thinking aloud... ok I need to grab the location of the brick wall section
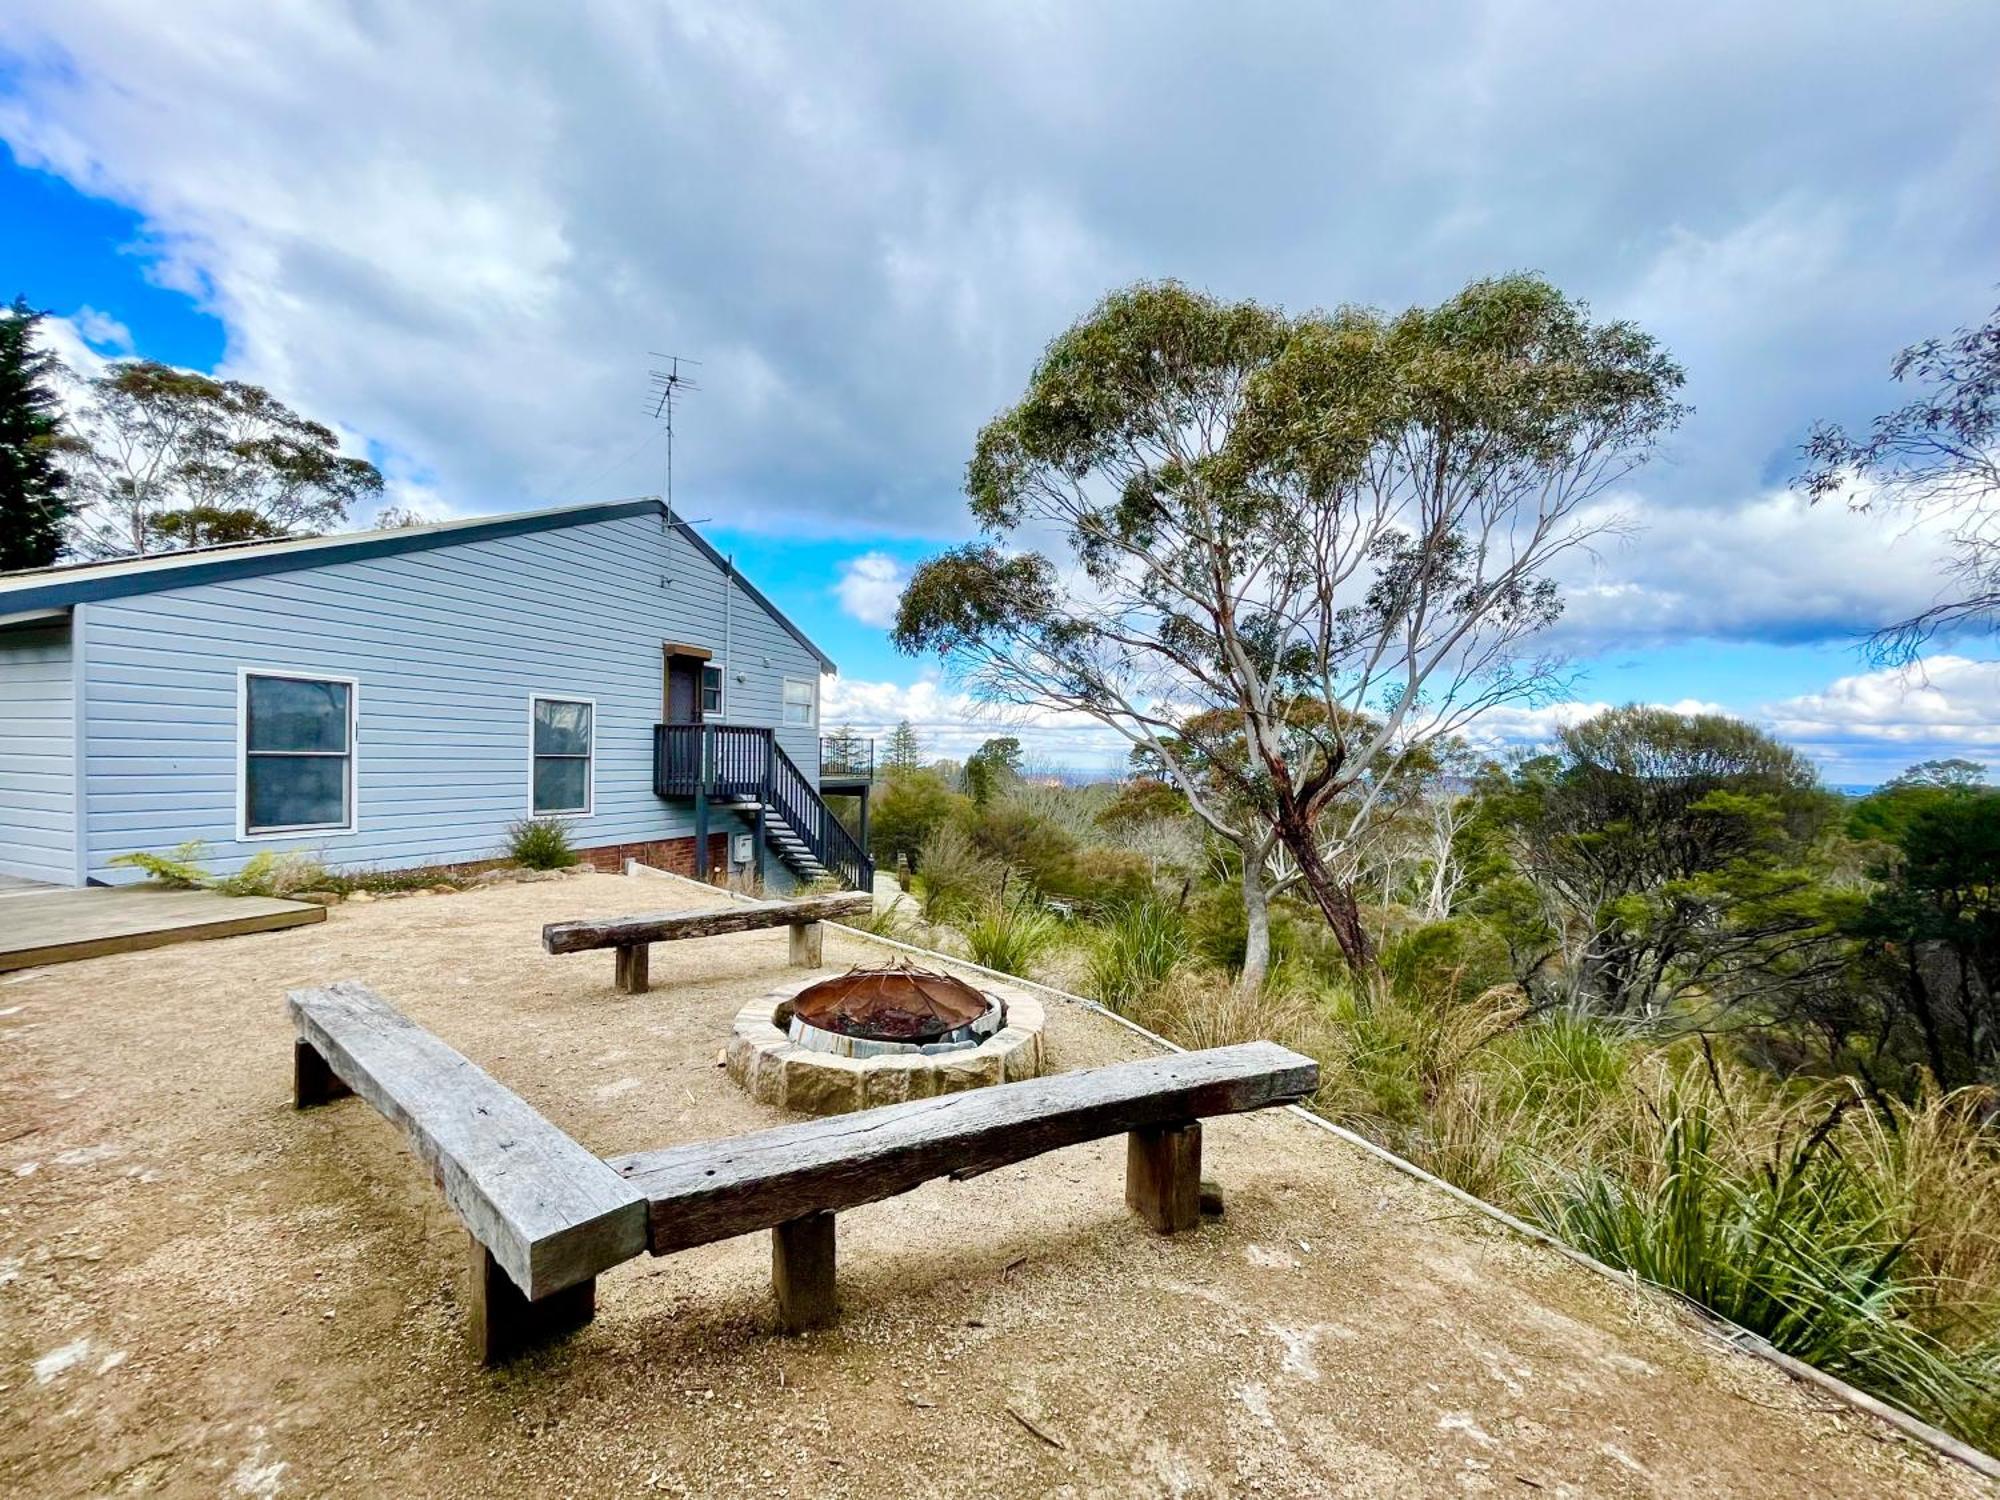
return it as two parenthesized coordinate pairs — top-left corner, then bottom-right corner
(578, 833), (731, 881)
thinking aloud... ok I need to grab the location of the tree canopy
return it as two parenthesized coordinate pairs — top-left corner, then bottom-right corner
(1476, 706), (1845, 1020)
(61, 360), (382, 557)
(896, 273), (1685, 978)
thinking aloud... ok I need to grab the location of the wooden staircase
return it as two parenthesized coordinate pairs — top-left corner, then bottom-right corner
(652, 724), (872, 890)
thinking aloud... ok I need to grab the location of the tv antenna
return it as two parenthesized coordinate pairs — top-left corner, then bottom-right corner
(646, 353), (701, 511)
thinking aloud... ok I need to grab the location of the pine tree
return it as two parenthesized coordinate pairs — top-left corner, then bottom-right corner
(884, 719), (924, 772)
(0, 297), (74, 571)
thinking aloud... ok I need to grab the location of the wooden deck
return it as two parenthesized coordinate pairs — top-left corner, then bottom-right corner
(0, 884), (326, 972)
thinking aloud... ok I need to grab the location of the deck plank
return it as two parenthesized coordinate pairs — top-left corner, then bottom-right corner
(0, 886), (326, 971)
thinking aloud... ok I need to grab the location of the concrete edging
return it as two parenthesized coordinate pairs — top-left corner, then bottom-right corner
(620, 859), (2000, 1483)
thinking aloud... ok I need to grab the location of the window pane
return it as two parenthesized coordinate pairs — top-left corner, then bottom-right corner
(783, 679), (812, 706)
(533, 756), (589, 813)
(533, 700), (592, 755)
(247, 753), (348, 830)
(248, 676), (349, 752)
(701, 665), (723, 714)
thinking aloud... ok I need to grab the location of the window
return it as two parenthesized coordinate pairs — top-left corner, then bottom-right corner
(782, 677), (815, 727)
(531, 697), (594, 815)
(701, 663), (724, 718)
(242, 671), (355, 836)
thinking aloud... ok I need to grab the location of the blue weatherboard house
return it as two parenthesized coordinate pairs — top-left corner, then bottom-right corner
(0, 498), (873, 892)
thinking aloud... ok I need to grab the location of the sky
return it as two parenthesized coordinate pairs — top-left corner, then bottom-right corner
(3, 2), (1997, 785)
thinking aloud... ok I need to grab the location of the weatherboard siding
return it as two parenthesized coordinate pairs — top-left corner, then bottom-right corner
(0, 622), (76, 885)
(76, 511), (823, 882)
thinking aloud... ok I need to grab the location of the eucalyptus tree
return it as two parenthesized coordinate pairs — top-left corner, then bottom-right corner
(61, 360), (381, 557)
(895, 275), (1684, 981)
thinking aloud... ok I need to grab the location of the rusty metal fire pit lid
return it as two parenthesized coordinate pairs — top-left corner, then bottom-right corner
(791, 963), (992, 1043)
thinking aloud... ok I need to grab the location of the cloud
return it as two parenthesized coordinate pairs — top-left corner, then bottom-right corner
(2, 0), (1995, 563)
(1764, 656), (2000, 748)
(820, 675), (1134, 766)
(1549, 488), (1961, 650)
(70, 304), (132, 352)
(833, 551), (909, 628)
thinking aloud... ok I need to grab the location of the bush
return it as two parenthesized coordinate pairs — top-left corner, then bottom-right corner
(1380, 917), (1513, 1004)
(869, 769), (969, 871)
(1087, 897), (1189, 1012)
(107, 840), (210, 888)
(507, 816), (579, 870)
(963, 893), (1064, 978)
(910, 823), (1004, 922)
(212, 850), (334, 898)
(1037, 845), (1155, 912)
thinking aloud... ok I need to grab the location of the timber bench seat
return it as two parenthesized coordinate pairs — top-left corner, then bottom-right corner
(607, 1040), (1319, 1331)
(287, 980), (648, 1362)
(286, 979), (1316, 1357)
(541, 890), (874, 993)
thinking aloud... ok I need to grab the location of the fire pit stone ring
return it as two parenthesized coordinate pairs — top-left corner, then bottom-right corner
(726, 969), (1046, 1116)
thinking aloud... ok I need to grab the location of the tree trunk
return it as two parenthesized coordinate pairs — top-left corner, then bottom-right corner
(1237, 852), (1272, 996)
(1274, 813), (1375, 974)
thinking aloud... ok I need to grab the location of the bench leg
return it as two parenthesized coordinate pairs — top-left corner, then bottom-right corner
(1126, 1121), (1203, 1234)
(613, 942), (651, 994)
(293, 1039), (352, 1108)
(466, 1234), (595, 1364)
(788, 920), (823, 968)
(772, 1211), (837, 1332)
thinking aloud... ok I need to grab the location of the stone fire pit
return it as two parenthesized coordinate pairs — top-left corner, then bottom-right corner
(726, 965), (1046, 1115)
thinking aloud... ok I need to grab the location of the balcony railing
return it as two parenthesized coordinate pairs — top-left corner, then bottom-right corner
(819, 735), (874, 782)
(652, 723), (873, 891)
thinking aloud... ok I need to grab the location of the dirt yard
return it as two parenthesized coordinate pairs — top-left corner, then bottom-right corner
(0, 872), (1990, 1498)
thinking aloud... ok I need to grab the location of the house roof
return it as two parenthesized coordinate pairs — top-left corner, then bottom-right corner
(0, 497), (837, 672)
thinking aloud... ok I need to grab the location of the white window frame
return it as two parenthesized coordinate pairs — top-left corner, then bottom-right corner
(237, 667), (360, 841)
(782, 676), (816, 728)
(528, 694), (596, 818)
(701, 661), (725, 720)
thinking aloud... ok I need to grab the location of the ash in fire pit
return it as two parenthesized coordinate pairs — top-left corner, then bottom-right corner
(782, 964), (1004, 1058)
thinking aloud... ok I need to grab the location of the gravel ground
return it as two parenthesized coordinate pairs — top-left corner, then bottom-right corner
(0, 872), (1990, 1499)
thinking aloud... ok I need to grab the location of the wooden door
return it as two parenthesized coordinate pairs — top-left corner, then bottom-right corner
(664, 656), (702, 724)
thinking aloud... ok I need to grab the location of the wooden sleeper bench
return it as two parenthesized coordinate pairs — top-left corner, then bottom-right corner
(288, 981), (648, 1362)
(288, 980), (1317, 1356)
(541, 890), (874, 993)
(607, 1039), (1319, 1331)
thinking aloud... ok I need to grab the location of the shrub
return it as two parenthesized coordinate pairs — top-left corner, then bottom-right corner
(507, 816), (579, 870)
(212, 850), (334, 898)
(869, 769), (969, 870)
(1087, 897), (1189, 1012)
(107, 840), (210, 888)
(1380, 917), (1513, 1005)
(1038, 845), (1155, 912)
(910, 823), (1004, 923)
(963, 893), (1064, 978)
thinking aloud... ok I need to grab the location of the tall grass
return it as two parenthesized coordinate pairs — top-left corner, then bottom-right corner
(963, 894), (1064, 978)
(1529, 1078), (2000, 1443)
(911, 823), (1005, 923)
(1086, 897), (1189, 1012)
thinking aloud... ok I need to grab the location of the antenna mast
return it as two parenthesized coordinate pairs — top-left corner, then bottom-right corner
(646, 353), (701, 513)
